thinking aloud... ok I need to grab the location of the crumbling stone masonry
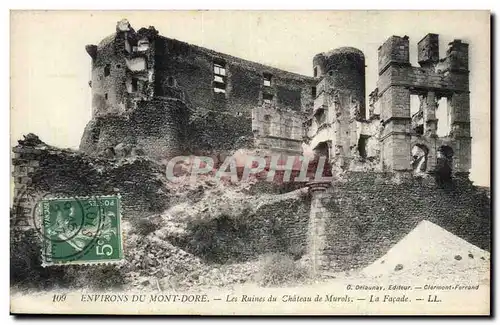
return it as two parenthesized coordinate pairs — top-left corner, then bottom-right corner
(11, 20), (488, 282)
(374, 34), (471, 176)
(80, 20), (472, 180)
(81, 19), (316, 158)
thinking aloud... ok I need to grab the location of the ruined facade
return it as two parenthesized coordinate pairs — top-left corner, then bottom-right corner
(81, 20), (471, 181)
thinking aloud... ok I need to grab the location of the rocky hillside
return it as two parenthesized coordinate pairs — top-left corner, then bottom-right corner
(10, 134), (491, 292)
(11, 135), (312, 290)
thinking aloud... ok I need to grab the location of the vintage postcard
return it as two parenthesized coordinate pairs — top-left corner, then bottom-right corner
(10, 10), (491, 315)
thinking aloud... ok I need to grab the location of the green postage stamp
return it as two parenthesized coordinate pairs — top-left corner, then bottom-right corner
(40, 195), (123, 266)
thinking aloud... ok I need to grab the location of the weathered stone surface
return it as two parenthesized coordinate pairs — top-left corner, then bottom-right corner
(308, 172), (490, 272)
(12, 137), (170, 217)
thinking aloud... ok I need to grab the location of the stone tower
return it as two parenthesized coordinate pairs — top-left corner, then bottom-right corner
(307, 47), (366, 172)
(81, 19), (187, 159)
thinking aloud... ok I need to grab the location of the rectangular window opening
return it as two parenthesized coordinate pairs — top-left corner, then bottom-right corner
(214, 84), (226, 94)
(131, 78), (138, 92)
(312, 86), (317, 99)
(358, 135), (369, 159)
(104, 64), (111, 77)
(436, 97), (451, 137)
(410, 94), (420, 117)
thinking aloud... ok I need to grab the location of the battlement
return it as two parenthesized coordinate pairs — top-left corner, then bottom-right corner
(377, 35), (410, 74)
(417, 33), (439, 66)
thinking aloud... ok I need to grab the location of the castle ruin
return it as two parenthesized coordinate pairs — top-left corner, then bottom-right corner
(12, 20), (487, 283)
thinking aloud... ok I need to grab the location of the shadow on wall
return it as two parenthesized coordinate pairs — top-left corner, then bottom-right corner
(435, 145), (454, 185)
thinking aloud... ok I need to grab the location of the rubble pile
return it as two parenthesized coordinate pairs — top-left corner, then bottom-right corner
(123, 224), (259, 290)
(120, 186), (310, 290)
(361, 220), (490, 284)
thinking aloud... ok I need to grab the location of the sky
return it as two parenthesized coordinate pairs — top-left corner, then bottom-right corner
(10, 10), (490, 186)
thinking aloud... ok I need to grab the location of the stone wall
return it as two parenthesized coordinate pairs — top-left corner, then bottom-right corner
(80, 97), (188, 160)
(313, 47), (366, 116)
(307, 47), (373, 175)
(178, 190), (311, 263)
